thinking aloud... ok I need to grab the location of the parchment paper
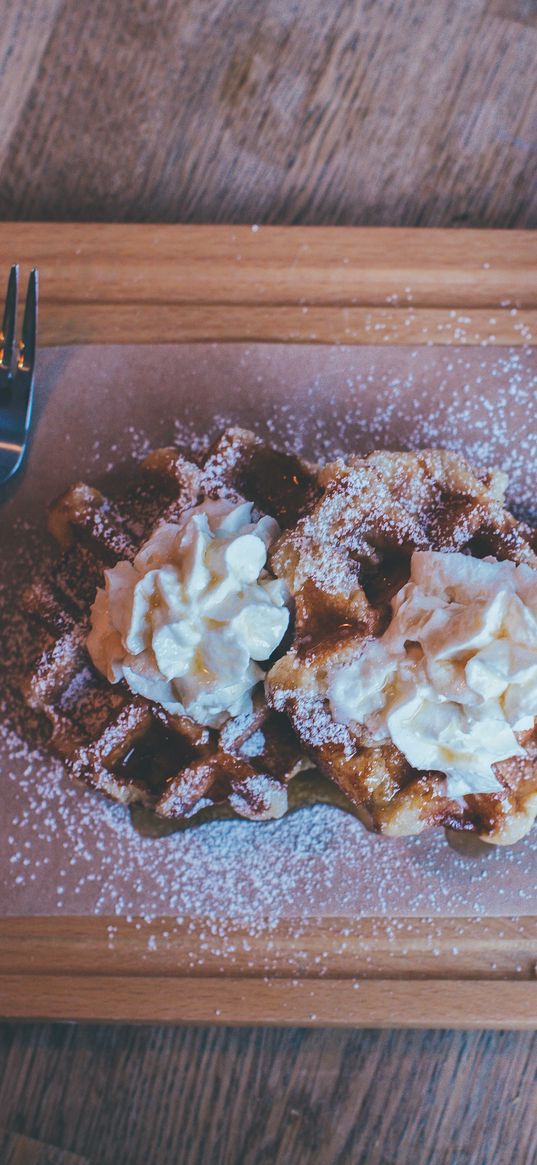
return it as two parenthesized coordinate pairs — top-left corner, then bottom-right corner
(1, 343), (536, 921)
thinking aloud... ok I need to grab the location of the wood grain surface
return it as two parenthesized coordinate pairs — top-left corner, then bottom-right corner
(0, 0), (536, 229)
(1, 223), (537, 347)
(2, 916), (535, 981)
(4, 975), (537, 1031)
(1, 1024), (536, 1165)
(1, 916), (537, 1029)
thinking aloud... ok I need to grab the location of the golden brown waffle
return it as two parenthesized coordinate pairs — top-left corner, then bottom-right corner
(22, 428), (320, 822)
(267, 449), (537, 844)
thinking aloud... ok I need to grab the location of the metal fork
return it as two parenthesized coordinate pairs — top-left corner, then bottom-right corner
(0, 264), (38, 485)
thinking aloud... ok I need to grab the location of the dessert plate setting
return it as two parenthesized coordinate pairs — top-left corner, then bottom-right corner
(0, 225), (536, 1027)
(3, 340), (535, 899)
(18, 427), (537, 845)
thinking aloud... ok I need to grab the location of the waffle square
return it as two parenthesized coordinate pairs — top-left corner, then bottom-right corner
(267, 450), (537, 844)
(21, 428), (320, 823)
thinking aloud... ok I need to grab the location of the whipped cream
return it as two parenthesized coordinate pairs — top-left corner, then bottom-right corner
(87, 499), (289, 727)
(328, 551), (537, 797)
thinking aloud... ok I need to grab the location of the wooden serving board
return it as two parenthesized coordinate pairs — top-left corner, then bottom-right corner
(3, 223), (537, 347)
(1, 224), (536, 1029)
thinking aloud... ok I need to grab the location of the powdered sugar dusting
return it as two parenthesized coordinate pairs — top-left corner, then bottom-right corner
(1, 343), (536, 949)
(198, 345), (537, 522)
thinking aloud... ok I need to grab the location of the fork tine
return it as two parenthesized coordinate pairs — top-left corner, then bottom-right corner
(20, 268), (38, 373)
(0, 264), (19, 371)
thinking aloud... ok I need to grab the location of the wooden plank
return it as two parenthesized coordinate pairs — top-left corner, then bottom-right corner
(0, 917), (535, 982)
(1, 914), (536, 1027)
(36, 302), (537, 347)
(0, 3), (65, 175)
(1, 0), (536, 236)
(2, 1025), (536, 1165)
(1, 973), (536, 1028)
(0, 224), (535, 345)
(3, 225), (536, 305)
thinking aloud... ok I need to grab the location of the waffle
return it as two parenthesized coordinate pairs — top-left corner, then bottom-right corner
(21, 428), (321, 823)
(266, 449), (537, 845)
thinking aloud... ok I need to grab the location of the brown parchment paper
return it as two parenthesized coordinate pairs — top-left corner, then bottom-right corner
(0, 343), (536, 921)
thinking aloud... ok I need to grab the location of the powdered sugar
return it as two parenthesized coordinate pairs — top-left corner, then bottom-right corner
(1, 343), (536, 946)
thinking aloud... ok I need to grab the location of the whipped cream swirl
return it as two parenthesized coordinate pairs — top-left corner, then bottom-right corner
(328, 551), (537, 798)
(88, 499), (289, 727)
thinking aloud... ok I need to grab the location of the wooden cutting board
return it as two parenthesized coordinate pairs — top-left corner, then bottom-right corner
(0, 224), (536, 1028)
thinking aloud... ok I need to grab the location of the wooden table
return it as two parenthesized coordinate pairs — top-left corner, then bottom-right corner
(0, 0), (536, 229)
(1, 2), (537, 1163)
